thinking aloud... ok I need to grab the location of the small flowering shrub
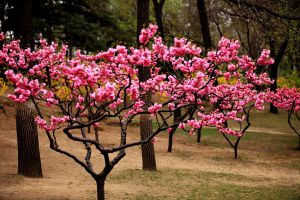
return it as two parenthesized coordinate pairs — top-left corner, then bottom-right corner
(0, 27), (274, 199)
(267, 88), (300, 149)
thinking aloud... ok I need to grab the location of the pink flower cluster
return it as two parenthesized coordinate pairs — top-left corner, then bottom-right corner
(257, 49), (274, 66)
(139, 24), (158, 45)
(0, 24), (276, 138)
(266, 88), (300, 112)
(35, 116), (69, 131)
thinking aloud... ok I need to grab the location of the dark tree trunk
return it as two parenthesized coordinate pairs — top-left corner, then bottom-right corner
(173, 104), (181, 125)
(167, 107), (181, 152)
(13, 0), (34, 49)
(0, 1), (5, 52)
(137, 0), (149, 46)
(0, 1), (5, 33)
(167, 127), (178, 153)
(269, 36), (289, 114)
(298, 135), (300, 150)
(96, 178), (105, 200)
(167, 130), (174, 152)
(137, 0), (156, 170)
(233, 137), (241, 159)
(13, 0), (43, 178)
(197, 0), (213, 52)
(196, 127), (202, 143)
(16, 102), (43, 177)
(234, 146), (238, 159)
(152, 0), (165, 39)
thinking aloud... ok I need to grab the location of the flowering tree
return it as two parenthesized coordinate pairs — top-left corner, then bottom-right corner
(267, 88), (300, 149)
(0, 26), (274, 199)
(165, 39), (274, 158)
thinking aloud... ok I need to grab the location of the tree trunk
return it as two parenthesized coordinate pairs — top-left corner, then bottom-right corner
(167, 131), (174, 152)
(197, 0), (213, 52)
(298, 135), (300, 150)
(234, 146), (238, 159)
(96, 178), (105, 200)
(137, 0), (149, 46)
(269, 36), (289, 114)
(167, 106), (182, 152)
(13, 0), (34, 49)
(137, 0), (157, 170)
(138, 67), (156, 170)
(13, 0), (43, 177)
(140, 114), (157, 170)
(196, 127), (202, 143)
(233, 137), (241, 159)
(167, 126), (179, 153)
(173, 104), (181, 126)
(152, 0), (165, 39)
(16, 101), (43, 177)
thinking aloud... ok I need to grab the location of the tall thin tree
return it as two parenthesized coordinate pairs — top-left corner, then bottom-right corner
(12, 0), (43, 177)
(152, 0), (165, 39)
(137, 0), (157, 170)
(197, 0), (213, 52)
(269, 36), (289, 113)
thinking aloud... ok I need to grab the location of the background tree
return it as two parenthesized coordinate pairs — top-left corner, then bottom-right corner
(197, 0), (212, 52)
(152, 0), (165, 39)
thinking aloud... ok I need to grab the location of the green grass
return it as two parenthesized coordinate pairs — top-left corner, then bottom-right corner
(109, 169), (300, 200)
(105, 108), (300, 199)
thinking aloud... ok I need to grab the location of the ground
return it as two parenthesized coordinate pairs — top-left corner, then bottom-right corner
(0, 104), (300, 200)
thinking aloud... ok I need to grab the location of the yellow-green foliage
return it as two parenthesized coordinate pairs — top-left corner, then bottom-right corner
(278, 70), (300, 88)
(0, 78), (7, 95)
(217, 77), (238, 85)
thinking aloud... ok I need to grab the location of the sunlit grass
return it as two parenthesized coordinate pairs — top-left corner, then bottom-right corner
(109, 169), (300, 200)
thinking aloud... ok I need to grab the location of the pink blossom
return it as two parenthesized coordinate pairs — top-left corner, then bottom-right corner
(148, 103), (162, 114)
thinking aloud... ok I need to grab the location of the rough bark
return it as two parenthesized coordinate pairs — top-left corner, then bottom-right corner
(12, 0), (43, 177)
(138, 66), (156, 170)
(197, 0), (213, 52)
(16, 102), (43, 177)
(152, 0), (165, 39)
(137, 0), (157, 170)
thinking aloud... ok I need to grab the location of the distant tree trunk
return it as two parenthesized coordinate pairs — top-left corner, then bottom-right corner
(13, 0), (43, 177)
(197, 0), (213, 52)
(16, 102), (43, 177)
(0, 1), (5, 33)
(167, 106), (181, 152)
(152, 0), (165, 39)
(269, 36), (289, 114)
(137, 0), (157, 171)
(196, 127), (202, 143)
